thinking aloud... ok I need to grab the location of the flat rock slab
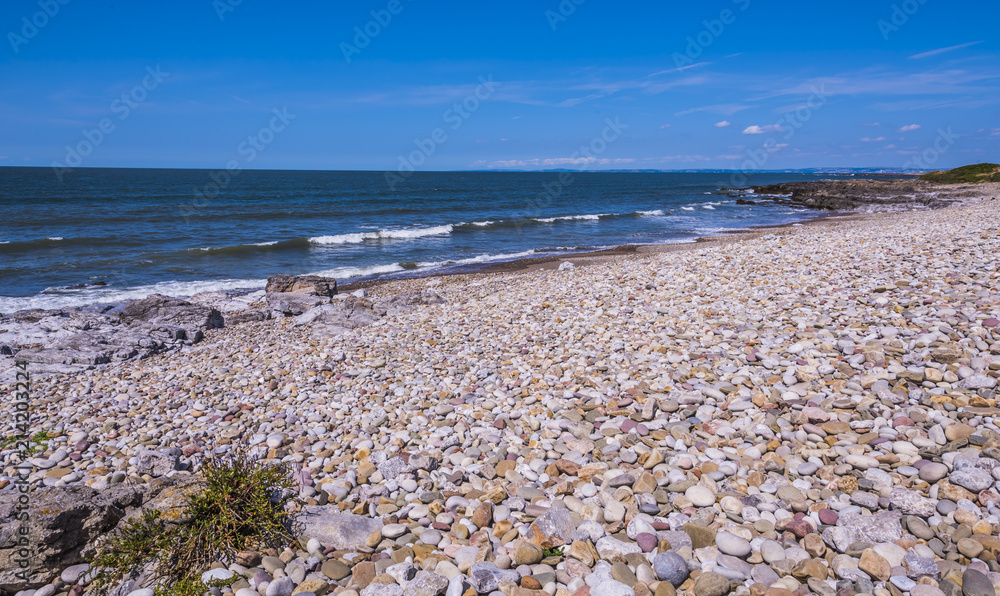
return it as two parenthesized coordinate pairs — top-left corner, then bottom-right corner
(296, 507), (382, 551)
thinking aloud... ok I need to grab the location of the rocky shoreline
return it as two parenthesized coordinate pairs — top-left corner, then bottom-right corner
(1, 187), (1000, 596)
(747, 178), (993, 212)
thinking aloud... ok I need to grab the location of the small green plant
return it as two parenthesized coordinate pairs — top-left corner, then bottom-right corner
(543, 546), (564, 557)
(0, 431), (53, 454)
(89, 445), (296, 595)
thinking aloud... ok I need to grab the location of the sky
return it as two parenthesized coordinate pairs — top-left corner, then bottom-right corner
(1, 0), (998, 172)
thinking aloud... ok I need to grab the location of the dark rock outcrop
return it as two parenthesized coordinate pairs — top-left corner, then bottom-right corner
(265, 274), (337, 297)
(120, 294), (223, 341)
(749, 178), (959, 211)
(267, 293), (330, 317)
(0, 484), (142, 591)
(289, 290), (448, 336)
(0, 476), (201, 594)
(3, 296), (224, 377)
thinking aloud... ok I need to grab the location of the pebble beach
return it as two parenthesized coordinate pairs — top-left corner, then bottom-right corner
(3, 189), (1000, 596)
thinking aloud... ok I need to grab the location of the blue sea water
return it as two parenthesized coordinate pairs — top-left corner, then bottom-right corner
(0, 167), (848, 311)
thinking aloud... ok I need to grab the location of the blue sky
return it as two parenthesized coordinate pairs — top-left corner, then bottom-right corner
(1, 0), (998, 171)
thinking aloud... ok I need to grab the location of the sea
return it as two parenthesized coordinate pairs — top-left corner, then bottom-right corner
(0, 167), (852, 312)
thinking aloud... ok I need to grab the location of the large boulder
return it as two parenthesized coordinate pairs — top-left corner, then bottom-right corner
(121, 294), (223, 341)
(822, 510), (903, 553)
(0, 484), (144, 592)
(295, 507), (382, 551)
(377, 290), (446, 314)
(267, 293), (330, 317)
(0, 476), (202, 594)
(294, 296), (384, 334)
(265, 274), (337, 297)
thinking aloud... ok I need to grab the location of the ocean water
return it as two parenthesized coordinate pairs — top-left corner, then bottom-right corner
(0, 167), (848, 311)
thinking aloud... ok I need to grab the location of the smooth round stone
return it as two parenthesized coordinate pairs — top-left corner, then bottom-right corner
(845, 455), (879, 470)
(382, 523), (407, 538)
(202, 568), (234, 583)
(950, 468), (993, 492)
(127, 591), (155, 596)
(61, 564), (91, 584)
(716, 531), (751, 558)
(818, 509), (838, 525)
(265, 576), (294, 596)
(937, 500), (957, 515)
(636, 533), (657, 553)
(761, 540), (786, 563)
(890, 575), (916, 591)
(685, 485), (716, 507)
(797, 462), (819, 476)
(653, 551), (689, 586)
(919, 462), (949, 483)
(604, 500), (626, 523)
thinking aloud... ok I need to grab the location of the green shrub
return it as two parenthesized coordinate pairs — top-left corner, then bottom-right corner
(920, 163), (1000, 183)
(88, 446), (296, 595)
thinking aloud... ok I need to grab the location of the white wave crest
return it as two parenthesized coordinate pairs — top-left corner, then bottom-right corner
(536, 214), (604, 223)
(310, 224), (454, 245)
(0, 278), (267, 312)
(309, 263), (406, 278)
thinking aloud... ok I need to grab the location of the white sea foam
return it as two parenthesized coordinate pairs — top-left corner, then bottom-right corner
(535, 214), (604, 223)
(308, 263), (407, 279)
(681, 206), (695, 211)
(47, 237), (64, 241)
(637, 210), (665, 216)
(702, 205), (716, 210)
(0, 278), (267, 313)
(310, 224), (454, 244)
(470, 220), (495, 227)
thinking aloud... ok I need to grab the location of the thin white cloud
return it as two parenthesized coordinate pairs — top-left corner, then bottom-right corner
(659, 124), (671, 129)
(676, 103), (752, 116)
(860, 136), (887, 142)
(714, 121), (731, 128)
(909, 41), (983, 60)
(647, 62), (711, 77)
(742, 124), (783, 135)
(486, 157), (637, 168)
(898, 124), (922, 132)
(863, 122), (881, 127)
